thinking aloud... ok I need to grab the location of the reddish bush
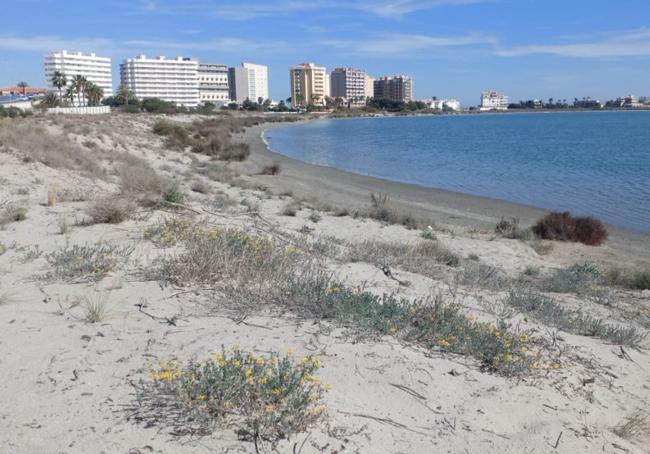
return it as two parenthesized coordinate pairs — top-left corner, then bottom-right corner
(532, 212), (607, 246)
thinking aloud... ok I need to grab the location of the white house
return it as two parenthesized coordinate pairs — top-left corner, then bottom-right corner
(480, 91), (509, 111)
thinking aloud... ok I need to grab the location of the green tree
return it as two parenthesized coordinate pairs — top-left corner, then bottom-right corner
(50, 71), (67, 100)
(41, 92), (59, 109)
(85, 83), (104, 106)
(70, 75), (88, 106)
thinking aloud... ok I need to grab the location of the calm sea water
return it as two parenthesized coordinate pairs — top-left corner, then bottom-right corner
(265, 111), (650, 233)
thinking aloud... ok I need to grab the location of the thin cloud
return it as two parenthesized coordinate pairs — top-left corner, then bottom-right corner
(496, 29), (650, 58)
(0, 35), (290, 57)
(322, 33), (497, 56)
(212, 0), (489, 20)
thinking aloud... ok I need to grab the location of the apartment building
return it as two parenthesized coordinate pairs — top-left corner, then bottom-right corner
(480, 91), (509, 111)
(198, 64), (230, 104)
(330, 67), (367, 107)
(44, 50), (113, 101)
(289, 63), (327, 107)
(120, 55), (200, 107)
(374, 75), (413, 102)
(228, 62), (269, 103)
(365, 74), (375, 99)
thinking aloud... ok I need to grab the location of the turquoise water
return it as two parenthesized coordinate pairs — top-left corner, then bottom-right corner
(265, 112), (650, 233)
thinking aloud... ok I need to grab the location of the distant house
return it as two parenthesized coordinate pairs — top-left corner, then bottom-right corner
(427, 98), (461, 111)
(0, 87), (47, 97)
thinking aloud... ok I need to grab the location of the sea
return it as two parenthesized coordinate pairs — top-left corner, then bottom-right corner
(264, 111), (650, 233)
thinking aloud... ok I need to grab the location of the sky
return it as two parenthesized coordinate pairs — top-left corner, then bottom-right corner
(1, 0), (650, 105)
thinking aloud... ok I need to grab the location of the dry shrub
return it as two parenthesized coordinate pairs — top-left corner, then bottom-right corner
(118, 155), (167, 205)
(86, 196), (133, 224)
(0, 120), (104, 177)
(260, 162), (281, 175)
(532, 212), (608, 246)
(495, 217), (531, 240)
(347, 239), (460, 277)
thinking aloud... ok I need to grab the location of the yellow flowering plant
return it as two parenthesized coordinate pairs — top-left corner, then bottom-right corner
(133, 346), (329, 445)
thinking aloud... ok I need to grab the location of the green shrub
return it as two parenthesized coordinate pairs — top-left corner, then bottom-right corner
(47, 243), (133, 282)
(86, 197), (133, 224)
(152, 120), (189, 149)
(532, 212), (608, 246)
(631, 270), (650, 290)
(505, 290), (645, 346)
(142, 97), (176, 114)
(163, 184), (185, 204)
(132, 347), (328, 445)
(544, 263), (600, 293)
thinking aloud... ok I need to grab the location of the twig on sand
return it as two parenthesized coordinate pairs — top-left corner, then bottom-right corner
(337, 410), (431, 437)
(553, 431), (563, 449)
(480, 428), (511, 440)
(135, 299), (179, 326)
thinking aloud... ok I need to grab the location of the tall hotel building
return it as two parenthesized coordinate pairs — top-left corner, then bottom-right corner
(289, 63), (327, 107)
(480, 91), (509, 111)
(120, 55), (200, 107)
(198, 64), (230, 104)
(228, 62), (269, 103)
(44, 50), (113, 102)
(330, 67), (368, 107)
(374, 75), (414, 102)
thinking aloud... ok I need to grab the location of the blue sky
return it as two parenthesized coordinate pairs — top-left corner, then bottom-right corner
(2, 0), (650, 105)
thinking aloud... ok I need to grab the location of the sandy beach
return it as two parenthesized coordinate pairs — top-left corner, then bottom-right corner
(0, 113), (648, 454)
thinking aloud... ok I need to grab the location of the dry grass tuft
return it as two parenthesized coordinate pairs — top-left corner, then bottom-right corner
(86, 196), (134, 224)
(613, 412), (650, 442)
(118, 155), (167, 206)
(260, 162), (281, 175)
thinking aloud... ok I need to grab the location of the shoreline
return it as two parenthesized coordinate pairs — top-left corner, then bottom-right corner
(238, 120), (650, 267)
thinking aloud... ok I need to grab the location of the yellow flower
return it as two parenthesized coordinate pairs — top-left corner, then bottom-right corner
(301, 356), (310, 364)
(256, 358), (266, 366)
(197, 394), (207, 401)
(265, 405), (274, 414)
(271, 388), (282, 396)
(258, 377), (268, 384)
(312, 358), (322, 368)
(231, 359), (241, 367)
(437, 339), (451, 349)
(266, 369), (273, 377)
(245, 368), (253, 378)
(388, 327), (397, 334)
(215, 352), (225, 361)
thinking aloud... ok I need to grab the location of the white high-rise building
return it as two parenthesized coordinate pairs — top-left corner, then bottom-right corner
(198, 64), (230, 104)
(228, 62), (269, 103)
(44, 50), (113, 101)
(480, 91), (509, 111)
(120, 55), (200, 107)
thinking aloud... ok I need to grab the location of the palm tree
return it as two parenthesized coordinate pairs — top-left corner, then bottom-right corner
(50, 71), (67, 100)
(17, 81), (28, 96)
(70, 75), (87, 106)
(65, 87), (75, 106)
(41, 92), (59, 108)
(85, 83), (103, 106)
(117, 84), (134, 106)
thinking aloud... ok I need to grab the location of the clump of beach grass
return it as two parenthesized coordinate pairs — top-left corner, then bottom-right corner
(613, 411), (650, 442)
(505, 289), (645, 346)
(79, 293), (110, 323)
(281, 201), (301, 217)
(347, 239), (460, 277)
(0, 204), (27, 226)
(543, 263), (600, 294)
(456, 262), (510, 292)
(47, 243), (133, 282)
(131, 347), (328, 445)
(118, 155), (167, 206)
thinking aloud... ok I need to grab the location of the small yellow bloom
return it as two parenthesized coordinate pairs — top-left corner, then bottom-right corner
(245, 368), (253, 378)
(388, 327), (397, 334)
(266, 369), (273, 377)
(231, 359), (241, 367)
(312, 358), (322, 368)
(258, 377), (268, 384)
(301, 356), (310, 364)
(265, 405), (274, 414)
